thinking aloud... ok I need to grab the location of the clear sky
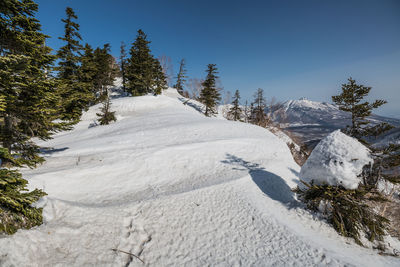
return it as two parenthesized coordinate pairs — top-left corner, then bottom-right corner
(35, 0), (400, 118)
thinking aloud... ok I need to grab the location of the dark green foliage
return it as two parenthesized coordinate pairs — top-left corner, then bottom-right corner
(96, 92), (116, 125)
(119, 41), (127, 91)
(199, 64), (221, 116)
(228, 90), (242, 121)
(250, 88), (268, 126)
(80, 43), (118, 105)
(294, 181), (389, 246)
(174, 59), (187, 95)
(0, 96), (5, 112)
(153, 58), (168, 95)
(79, 43), (97, 104)
(0, 0), (67, 167)
(93, 44), (118, 101)
(332, 78), (388, 143)
(57, 7), (82, 79)
(126, 29), (167, 96)
(367, 144), (400, 185)
(56, 7), (92, 122)
(0, 167), (47, 234)
(126, 29), (155, 96)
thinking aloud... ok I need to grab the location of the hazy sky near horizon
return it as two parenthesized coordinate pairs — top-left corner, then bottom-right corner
(36, 0), (400, 118)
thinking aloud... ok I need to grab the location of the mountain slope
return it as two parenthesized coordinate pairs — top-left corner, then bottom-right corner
(0, 89), (399, 266)
(270, 98), (400, 148)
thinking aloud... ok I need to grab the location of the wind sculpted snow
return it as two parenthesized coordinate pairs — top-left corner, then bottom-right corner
(0, 87), (399, 266)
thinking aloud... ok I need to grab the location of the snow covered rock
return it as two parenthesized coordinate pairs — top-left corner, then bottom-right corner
(300, 130), (372, 189)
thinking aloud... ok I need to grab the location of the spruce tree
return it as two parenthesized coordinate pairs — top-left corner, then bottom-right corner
(126, 29), (155, 96)
(57, 7), (91, 122)
(0, 0), (66, 166)
(332, 78), (388, 142)
(0, 0), (49, 234)
(119, 41), (127, 91)
(96, 90), (116, 125)
(251, 88), (268, 126)
(199, 64), (221, 116)
(153, 58), (168, 95)
(80, 43), (97, 104)
(174, 59), (187, 95)
(93, 44), (117, 101)
(228, 90), (242, 121)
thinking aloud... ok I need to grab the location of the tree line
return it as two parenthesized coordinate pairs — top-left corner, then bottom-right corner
(0, 0), (169, 234)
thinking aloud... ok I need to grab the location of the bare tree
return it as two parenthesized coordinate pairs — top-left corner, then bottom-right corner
(158, 55), (174, 86)
(119, 42), (127, 91)
(187, 78), (203, 100)
(223, 90), (232, 105)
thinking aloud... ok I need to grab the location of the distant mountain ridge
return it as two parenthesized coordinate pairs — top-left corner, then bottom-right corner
(269, 98), (400, 148)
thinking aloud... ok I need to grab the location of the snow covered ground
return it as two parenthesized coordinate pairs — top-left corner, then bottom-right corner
(1, 88), (399, 266)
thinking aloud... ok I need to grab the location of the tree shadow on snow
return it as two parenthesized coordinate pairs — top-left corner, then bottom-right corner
(178, 97), (204, 114)
(221, 153), (299, 208)
(40, 147), (69, 154)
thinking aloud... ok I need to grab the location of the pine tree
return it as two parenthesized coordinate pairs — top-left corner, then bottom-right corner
(56, 7), (91, 122)
(93, 44), (117, 101)
(227, 90), (242, 121)
(332, 78), (388, 142)
(96, 90), (116, 125)
(80, 43), (97, 104)
(174, 59), (187, 95)
(0, 0), (66, 166)
(119, 41), (127, 91)
(199, 64), (221, 116)
(126, 29), (155, 96)
(153, 58), (168, 95)
(0, 0), (49, 234)
(251, 88), (268, 126)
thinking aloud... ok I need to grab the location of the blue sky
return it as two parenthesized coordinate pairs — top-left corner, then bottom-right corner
(36, 0), (400, 118)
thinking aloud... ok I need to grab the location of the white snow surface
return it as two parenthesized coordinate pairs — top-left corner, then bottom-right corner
(300, 130), (372, 190)
(1, 88), (399, 266)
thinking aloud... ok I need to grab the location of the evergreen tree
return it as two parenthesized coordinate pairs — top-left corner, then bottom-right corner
(227, 90), (242, 121)
(332, 78), (388, 142)
(126, 29), (155, 96)
(199, 64), (221, 116)
(153, 58), (168, 95)
(56, 7), (91, 122)
(0, 1), (49, 234)
(0, 147), (47, 234)
(119, 41), (127, 91)
(251, 88), (268, 126)
(0, 0), (66, 166)
(80, 43), (97, 104)
(93, 44), (117, 101)
(174, 59), (187, 95)
(96, 90), (116, 125)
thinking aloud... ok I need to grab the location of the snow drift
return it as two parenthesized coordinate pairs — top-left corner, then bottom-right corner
(300, 130), (372, 189)
(0, 86), (399, 266)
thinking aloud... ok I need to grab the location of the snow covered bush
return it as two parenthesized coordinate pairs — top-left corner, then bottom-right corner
(300, 130), (372, 189)
(294, 182), (389, 246)
(295, 130), (390, 247)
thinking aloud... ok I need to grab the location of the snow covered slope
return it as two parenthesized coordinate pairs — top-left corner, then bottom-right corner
(1, 88), (399, 266)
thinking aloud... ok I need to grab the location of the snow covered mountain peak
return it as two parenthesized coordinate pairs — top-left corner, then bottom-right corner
(283, 98), (338, 112)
